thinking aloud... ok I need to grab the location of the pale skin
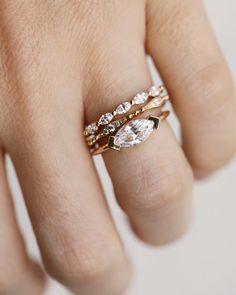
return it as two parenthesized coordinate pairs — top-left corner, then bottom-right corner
(0, 1), (236, 294)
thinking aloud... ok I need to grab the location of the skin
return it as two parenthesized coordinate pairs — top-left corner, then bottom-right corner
(0, 0), (235, 294)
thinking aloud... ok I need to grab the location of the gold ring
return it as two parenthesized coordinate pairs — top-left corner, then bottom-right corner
(84, 85), (167, 136)
(86, 94), (169, 147)
(90, 111), (169, 155)
(84, 85), (170, 155)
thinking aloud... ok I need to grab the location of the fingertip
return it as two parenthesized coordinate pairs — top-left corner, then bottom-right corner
(131, 212), (193, 247)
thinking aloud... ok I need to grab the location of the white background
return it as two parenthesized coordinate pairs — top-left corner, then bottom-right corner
(9, 1), (236, 294)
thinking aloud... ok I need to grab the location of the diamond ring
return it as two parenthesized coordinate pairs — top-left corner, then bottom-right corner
(84, 85), (170, 155)
(86, 94), (169, 147)
(90, 111), (169, 155)
(84, 85), (167, 136)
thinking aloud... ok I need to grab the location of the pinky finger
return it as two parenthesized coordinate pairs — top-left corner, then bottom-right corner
(0, 150), (45, 295)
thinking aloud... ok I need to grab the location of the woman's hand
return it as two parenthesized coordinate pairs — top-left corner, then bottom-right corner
(0, 1), (235, 294)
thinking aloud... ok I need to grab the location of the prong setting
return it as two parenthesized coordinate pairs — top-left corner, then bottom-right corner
(83, 85), (170, 155)
(108, 136), (121, 150)
(148, 116), (160, 129)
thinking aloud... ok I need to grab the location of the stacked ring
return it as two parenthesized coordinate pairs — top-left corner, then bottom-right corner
(90, 111), (169, 155)
(84, 85), (166, 136)
(84, 85), (170, 155)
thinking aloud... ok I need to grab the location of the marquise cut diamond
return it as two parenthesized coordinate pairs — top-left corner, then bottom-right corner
(149, 86), (160, 97)
(114, 119), (154, 148)
(116, 102), (131, 115)
(98, 113), (113, 125)
(85, 123), (98, 135)
(133, 92), (149, 104)
(149, 97), (162, 108)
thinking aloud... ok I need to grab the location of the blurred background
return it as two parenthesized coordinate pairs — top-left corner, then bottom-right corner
(8, 0), (236, 294)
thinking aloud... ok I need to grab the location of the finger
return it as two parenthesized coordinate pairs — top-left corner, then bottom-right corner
(0, 150), (45, 295)
(84, 9), (193, 245)
(4, 100), (131, 294)
(0, 2), (131, 290)
(146, 0), (236, 178)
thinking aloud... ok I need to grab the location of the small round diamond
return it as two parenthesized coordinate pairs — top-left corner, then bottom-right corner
(113, 121), (121, 128)
(98, 113), (113, 125)
(85, 123), (98, 135)
(116, 102), (131, 115)
(86, 134), (95, 141)
(133, 92), (149, 104)
(149, 86), (160, 97)
(103, 124), (116, 135)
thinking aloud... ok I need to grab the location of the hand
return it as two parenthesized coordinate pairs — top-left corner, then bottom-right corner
(0, 1), (235, 295)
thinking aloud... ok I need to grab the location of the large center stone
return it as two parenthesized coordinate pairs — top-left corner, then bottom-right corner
(114, 119), (154, 148)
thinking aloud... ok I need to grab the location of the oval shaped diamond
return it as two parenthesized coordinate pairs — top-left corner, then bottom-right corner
(114, 119), (154, 148)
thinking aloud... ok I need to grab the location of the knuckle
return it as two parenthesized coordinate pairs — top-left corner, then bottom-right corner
(0, 18), (48, 128)
(181, 63), (236, 174)
(147, 1), (192, 45)
(44, 240), (120, 287)
(182, 62), (235, 120)
(51, 0), (116, 45)
(120, 157), (193, 216)
(190, 144), (236, 177)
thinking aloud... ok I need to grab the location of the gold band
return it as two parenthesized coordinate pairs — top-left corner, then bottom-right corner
(83, 85), (170, 156)
(84, 85), (167, 136)
(86, 94), (169, 147)
(90, 111), (170, 155)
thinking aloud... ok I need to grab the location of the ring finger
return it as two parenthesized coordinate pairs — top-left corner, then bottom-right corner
(84, 7), (193, 245)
